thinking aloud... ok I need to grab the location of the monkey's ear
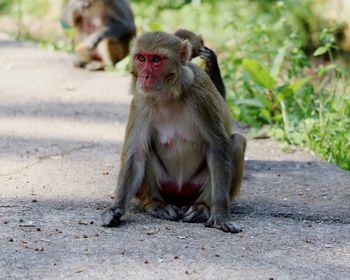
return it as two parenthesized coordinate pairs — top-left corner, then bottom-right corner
(180, 39), (192, 63)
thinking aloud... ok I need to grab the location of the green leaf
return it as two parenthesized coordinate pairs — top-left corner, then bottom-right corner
(313, 46), (329, 56)
(242, 59), (275, 90)
(235, 98), (265, 108)
(260, 108), (272, 122)
(256, 94), (272, 109)
(289, 77), (311, 91)
(270, 47), (286, 78)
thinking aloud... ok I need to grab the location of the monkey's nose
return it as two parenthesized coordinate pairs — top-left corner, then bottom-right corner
(141, 73), (150, 81)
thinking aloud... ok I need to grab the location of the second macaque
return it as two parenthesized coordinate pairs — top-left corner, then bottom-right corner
(175, 29), (226, 99)
(62, 0), (136, 70)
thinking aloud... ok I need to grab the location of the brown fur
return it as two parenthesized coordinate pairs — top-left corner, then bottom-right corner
(101, 32), (246, 233)
(174, 29), (204, 58)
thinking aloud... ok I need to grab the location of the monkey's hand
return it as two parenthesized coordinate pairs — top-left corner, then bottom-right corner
(101, 207), (124, 227)
(199, 46), (219, 75)
(205, 212), (242, 234)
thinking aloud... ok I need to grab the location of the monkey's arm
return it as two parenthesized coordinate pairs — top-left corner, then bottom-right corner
(199, 47), (226, 99)
(205, 122), (232, 225)
(101, 101), (146, 227)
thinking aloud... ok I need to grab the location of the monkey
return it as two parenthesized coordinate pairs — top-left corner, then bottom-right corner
(175, 29), (226, 99)
(101, 32), (246, 233)
(62, 0), (136, 70)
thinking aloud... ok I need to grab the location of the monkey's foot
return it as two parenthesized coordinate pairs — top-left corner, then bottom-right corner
(101, 207), (123, 227)
(145, 202), (179, 221)
(73, 59), (87, 68)
(86, 61), (105, 71)
(205, 214), (242, 234)
(180, 204), (210, 223)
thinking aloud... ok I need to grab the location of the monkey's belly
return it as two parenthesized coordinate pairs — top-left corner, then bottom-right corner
(159, 180), (203, 205)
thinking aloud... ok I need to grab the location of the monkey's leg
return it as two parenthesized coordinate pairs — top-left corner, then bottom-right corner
(85, 60), (105, 71)
(96, 38), (128, 66)
(74, 40), (93, 68)
(75, 39), (104, 71)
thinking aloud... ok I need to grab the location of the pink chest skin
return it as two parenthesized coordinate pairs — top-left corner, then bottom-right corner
(163, 134), (187, 146)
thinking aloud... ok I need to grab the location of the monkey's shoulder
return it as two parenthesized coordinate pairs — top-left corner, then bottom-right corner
(185, 62), (222, 98)
(183, 62), (232, 132)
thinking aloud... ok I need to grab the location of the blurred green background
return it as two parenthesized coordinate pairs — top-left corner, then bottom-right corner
(1, 0), (349, 170)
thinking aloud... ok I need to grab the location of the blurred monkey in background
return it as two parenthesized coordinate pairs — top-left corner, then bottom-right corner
(63, 0), (136, 70)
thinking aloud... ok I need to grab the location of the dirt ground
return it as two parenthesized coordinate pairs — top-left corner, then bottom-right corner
(0, 38), (349, 280)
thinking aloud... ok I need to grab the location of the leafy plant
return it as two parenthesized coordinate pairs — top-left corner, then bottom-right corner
(1, 0), (349, 170)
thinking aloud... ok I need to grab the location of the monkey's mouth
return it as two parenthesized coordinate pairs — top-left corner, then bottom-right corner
(137, 83), (158, 92)
(137, 80), (164, 92)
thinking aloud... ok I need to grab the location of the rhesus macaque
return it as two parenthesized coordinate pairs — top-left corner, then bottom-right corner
(101, 32), (246, 233)
(62, 0), (136, 70)
(175, 29), (226, 99)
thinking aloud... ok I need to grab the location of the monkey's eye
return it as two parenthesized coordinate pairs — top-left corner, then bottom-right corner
(151, 55), (161, 63)
(137, 54), (146, 62)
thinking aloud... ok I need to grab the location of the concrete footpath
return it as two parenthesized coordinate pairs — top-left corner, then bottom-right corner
(0, 40), (349, 280)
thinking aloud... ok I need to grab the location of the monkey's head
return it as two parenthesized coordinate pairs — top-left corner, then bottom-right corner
(174, 29), (204, 59)
(131, 32), (192, 98)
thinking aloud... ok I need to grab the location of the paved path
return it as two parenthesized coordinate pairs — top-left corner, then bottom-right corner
(0, 40), (349, 280)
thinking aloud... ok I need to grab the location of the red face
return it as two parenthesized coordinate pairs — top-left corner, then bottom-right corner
(134, 52), (166, 90)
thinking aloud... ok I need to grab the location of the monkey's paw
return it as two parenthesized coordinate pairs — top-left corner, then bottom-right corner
(199, 47), (216, 68)
(86, 61), (104, 71)
(205, 214), (242, 234)
(101, 207), (123, 227)
(146, 202), (179, 221)
(180, 204), (210, 223)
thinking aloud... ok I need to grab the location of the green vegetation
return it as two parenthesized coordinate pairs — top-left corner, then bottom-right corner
(1, 0), (349, 170)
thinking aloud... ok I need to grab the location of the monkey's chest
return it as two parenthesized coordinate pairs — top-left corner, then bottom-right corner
(154, 122), (207, 194)
(155, 122), (203, 162)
